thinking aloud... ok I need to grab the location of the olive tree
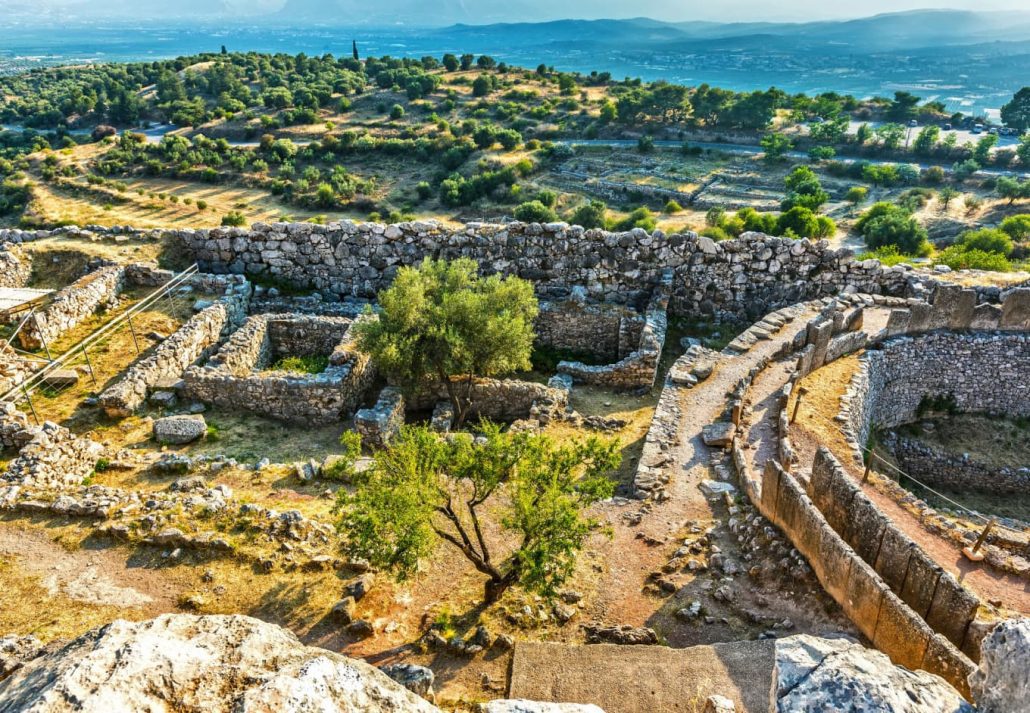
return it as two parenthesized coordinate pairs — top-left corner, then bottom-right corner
(337, 424), (619, 603)
(354, 258), (538, 427)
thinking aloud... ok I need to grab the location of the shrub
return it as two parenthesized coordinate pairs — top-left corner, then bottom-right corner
(322, 431), (362, 482)
(269, 354), (329, 374)
(935, 245), (1012, 272)
(567, 200), (607, 229)
(390, 104), (405, 120)
(663, 199), (683, 214)
(957, 228), (1014, 256)
(1000, 214), (1030, 241)
(513, 200), (557, 223)
(855, 202), (930, 255)
(845, 186), (868, 205)
(221, 211), (247, 227)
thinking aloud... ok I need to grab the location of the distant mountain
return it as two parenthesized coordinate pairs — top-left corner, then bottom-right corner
(433, 10), (1030, 53)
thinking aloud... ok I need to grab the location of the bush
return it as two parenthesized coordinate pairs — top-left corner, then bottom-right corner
(322, 431), (362, 482)
(855, 202), (930, 255)
(513, 200), (557, 223)
(390, 104), (405, 120)
(221, 211), (247, 227)
(1000, 214), (1030, 241)
(936, 245), (1012, 272)
(956, 228), (1014, 256)
(567, 200), (607, 229)
(845, 186), (868, 205)
(613, 206), (656, 232)
(415, 181), (432, 200)
(663, 199), (683, 214)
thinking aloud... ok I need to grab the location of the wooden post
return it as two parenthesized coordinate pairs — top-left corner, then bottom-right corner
(126, 314), (141, 355)
(33, 313), (53, 362)
(21, 383), (39, 426)
(962, 519), (995, 562)
(81, 344), (97, 388)
(790, 387), (808, 423)
(862, 455), (872, 483)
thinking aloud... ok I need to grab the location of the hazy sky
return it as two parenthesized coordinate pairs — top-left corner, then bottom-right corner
(247, 0), (1030, 22)
(20, 0), (1030, 23)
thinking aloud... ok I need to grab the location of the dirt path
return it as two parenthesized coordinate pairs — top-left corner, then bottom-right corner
(582, 302), (849, 647)
(0, 522), (181, 614)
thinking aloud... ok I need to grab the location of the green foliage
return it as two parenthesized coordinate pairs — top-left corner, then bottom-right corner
(936, 246), (1012, 272)
(336, 423), (620, 602)
(94, 458), (111, 473)
(956, 228), (1014, 256)
(389, 103), (405, 120)
(269, 354), (330, 374)
(855, 202), (930, 255)
(1000, 214), (1030, 241)
(323, 431), (362, 482)
(567, 199), (608, 229)
(781, 165), (829, 211)
(952, 159), (980, 182)
(845, 186), (868, 205)
(760, 133), (792, 161)
(663, 199), (683, 214)
(613, 206), (656, 232)
(353, 258), (538, 426)
(774, 206), (835, 239)
(513, 200), (557, 223)
(1001, 87), (1030, 133)
(995, 176), (1030, 204)
(221, 210), (246, 227)
(856, 245), (911, 266)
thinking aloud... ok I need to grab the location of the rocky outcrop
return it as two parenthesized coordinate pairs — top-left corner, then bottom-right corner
(480, 703), (605, 713)
(969, 619), (1030, 713)
(774, 634), (973, 712)
(0, 614), (440, 713)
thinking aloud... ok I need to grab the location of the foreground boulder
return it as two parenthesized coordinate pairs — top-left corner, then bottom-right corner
(774, 635), (972, 712)
(969, 619), (1030, 713)
(0, 614), (439, 713)
(480, 703), (604, 713)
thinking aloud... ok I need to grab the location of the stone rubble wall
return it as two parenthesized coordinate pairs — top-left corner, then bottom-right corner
(18, 263), (125, 350)
(183, 313), (374, 425)
(98, 275), (252, 417)
(557, 270), (672, 390)
(355, 386), (405, 448)
(171, 221), (923, 320)
(0, 404), (103, 490)
(0, 244), (32, 289)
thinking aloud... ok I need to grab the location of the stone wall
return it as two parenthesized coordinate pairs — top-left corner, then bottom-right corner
(535, 298), (642, 362)
(98, 275), (251, 417)
(183, 313), (374, 425)
(0, 404), (103, 490)
(172, 221), (920, 320)
(751, 453), (975, 695)
(557, 270), (672, 390)
(884, 434), (1030, 496)
(0, 244), (31, 289)
(18, 263), (125, 350)
(864, 332), (1030, 430)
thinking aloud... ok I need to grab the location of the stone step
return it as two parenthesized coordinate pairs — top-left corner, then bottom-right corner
(509, 640), (774, 713)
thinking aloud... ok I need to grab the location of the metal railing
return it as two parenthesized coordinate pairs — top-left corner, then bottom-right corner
(1, 263), (199, 409)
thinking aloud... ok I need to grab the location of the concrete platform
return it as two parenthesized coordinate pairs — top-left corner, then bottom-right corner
(509, 640), (775, 713)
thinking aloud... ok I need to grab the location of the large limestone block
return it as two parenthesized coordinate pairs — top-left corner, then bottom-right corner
(774, 634), (972, 712)
(969, 619), (1030, 713)
(153, 414), (207, 444)
(0, 614), (441, 713)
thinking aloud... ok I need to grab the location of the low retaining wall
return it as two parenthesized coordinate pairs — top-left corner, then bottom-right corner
(0, 404), (103, 490)
(753, 452), (975, 695)
(98, 275), (251, 417)
(535, 298), (642, 363)
(18, 263), (125, 350)
(182, 313), (374, 424)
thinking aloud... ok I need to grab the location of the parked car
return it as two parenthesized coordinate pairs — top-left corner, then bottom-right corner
(943, 123), (952, 130)
(972, 124), (984, 134)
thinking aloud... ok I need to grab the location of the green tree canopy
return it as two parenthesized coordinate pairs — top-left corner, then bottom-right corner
(354, 258), (538, 427)
(337, 424), (620, 603)
(1001, 87), (1030, 133)
(855, 202), (930, 255)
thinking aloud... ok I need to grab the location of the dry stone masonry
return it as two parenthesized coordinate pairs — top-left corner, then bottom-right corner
(184, 313), (374, 425)
(18, 262), (125, 350)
